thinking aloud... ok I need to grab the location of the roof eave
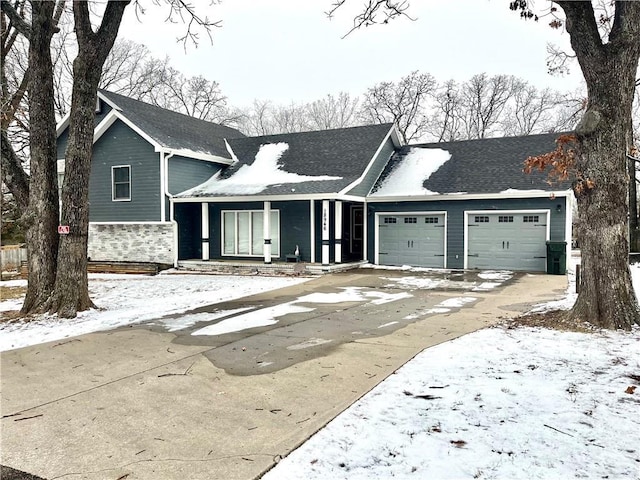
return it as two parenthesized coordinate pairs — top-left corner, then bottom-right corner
(367, 189), (573, 203)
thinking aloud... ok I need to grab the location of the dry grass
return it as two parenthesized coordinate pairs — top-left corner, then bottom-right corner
(0, 285), (26, 301)
(505, 309), (596, 333)
(0, 286), (26, 324)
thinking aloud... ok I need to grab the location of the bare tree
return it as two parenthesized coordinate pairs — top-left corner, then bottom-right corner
(517, 0), (640, 329)
(307, 92), (359, 130)
(501, 81), (564, 136)
(2, 0), (220, 317)
(458, 73), (515, 139)
(426, 79), (462, 142)
(360, 70), (436, 143)
(1, 0), (66, 312)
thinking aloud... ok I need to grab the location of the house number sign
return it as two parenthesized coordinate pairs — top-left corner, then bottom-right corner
(58, 225), (70, 234)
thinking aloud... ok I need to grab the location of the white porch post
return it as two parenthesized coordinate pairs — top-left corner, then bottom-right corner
(334, 200), (342, 263)
(310, 199), (316, 263)
(263, 201), (272, 264)
(322, 199), (330, 266)
(201, 202), (209, 260)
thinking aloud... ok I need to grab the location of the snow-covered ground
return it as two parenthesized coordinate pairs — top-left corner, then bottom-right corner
(262, 258), (640, 480)
(2, 259), (639, 479)
(0, 272), (309, 351)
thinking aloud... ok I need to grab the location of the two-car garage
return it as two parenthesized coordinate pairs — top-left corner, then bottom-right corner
(375, 209), (553, 272)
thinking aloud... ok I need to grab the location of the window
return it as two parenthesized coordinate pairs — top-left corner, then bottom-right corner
(112, 165), (131, 201)
(404, 217), (417, 224)
(474, 216), (489, 223)
(222, 210), (280, 257)
(57, 159), (65, 205)
(383, 217), (397, 224)
(424, 217), (439, 224)
(523, 215), (540, 223)
(498, 215), (514, 223)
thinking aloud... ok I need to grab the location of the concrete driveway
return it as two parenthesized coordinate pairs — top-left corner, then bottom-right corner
(0, 269), (566, 480)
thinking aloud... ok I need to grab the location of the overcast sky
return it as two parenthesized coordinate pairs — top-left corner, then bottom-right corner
(119, 0), (583, 107)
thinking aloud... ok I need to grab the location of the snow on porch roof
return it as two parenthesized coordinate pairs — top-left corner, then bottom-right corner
(178, 142), (342, 196)
(177, 123), (395, 198)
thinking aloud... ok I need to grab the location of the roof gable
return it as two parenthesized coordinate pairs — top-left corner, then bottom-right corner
(371, 132), (571, 197)
(96, 90), (246, 160)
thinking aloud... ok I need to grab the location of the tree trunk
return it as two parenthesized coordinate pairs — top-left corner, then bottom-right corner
(21, 2), (59, 314)
(558, 1), (640, 329)
(47, 0), (129, 317)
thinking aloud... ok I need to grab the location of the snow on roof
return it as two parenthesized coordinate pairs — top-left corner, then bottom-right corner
(371, 147), (451, 197)
(179, 142), (342, 196)
(500, 188), (549, 194)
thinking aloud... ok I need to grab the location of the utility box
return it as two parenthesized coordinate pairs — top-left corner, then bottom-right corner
(546, 241), (567, 275)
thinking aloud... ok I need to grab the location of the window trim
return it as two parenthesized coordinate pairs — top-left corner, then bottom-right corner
(221, 209), (280, 258)
(111, 165), (131, 202)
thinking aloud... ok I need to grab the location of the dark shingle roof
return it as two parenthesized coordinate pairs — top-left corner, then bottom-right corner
(99, 90), (245, 159)
(178, 123), (393, 197)
(372, 132), (570, 195)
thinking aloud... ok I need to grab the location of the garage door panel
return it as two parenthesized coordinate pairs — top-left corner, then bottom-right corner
(378, 214), (445, 268)
(467, 213), (547, 272)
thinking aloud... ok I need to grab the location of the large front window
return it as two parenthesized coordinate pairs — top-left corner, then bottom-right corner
(222, 210), (280, 257)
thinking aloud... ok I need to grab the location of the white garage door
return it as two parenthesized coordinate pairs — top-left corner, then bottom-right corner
(378, 213), (446, 268)
(466, 211), (548, 271)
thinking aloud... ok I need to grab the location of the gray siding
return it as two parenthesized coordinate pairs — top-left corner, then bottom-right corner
(57, 100), (113, 159)
(89, 119), (161, 222)
(168, 156), (222, 195)
(57, 129), (69, 160)
(367, 196), (568, 269)
(275, 201), (311, 260)
(94, 99), (113, 126)
(347, 136), (395, 197)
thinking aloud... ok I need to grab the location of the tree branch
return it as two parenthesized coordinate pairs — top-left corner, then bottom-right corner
(0, 0), (31, 39)
(1, 129), (29, 211)
(327, 0), (414, 38)
(555, 1), (605, 69)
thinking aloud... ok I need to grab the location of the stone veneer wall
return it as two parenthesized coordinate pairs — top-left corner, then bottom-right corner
(88, 223), (175, 264)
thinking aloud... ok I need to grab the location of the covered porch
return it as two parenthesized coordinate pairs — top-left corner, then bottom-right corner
(173, 198), (368, 267)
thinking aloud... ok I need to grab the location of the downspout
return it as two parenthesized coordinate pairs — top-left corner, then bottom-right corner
(163, 152), (177, 266)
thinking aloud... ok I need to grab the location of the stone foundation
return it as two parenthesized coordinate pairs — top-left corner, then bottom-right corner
(88, 223), (175, 265)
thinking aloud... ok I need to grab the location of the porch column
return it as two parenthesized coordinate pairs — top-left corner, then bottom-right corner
(334, 200), (342, 263)
(322, 199), (330, 266)
(310, 199), (316, 263)
(263, 201), (272, 264)
(201, 202), (209, 260)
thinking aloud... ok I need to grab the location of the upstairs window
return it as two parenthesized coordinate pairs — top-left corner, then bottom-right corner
(112, 165), (131, 201)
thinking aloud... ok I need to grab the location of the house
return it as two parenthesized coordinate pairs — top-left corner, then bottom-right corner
(55, 91), (572, 272)
(55, 90), (245, 264)
(174, 130), (572, 272)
